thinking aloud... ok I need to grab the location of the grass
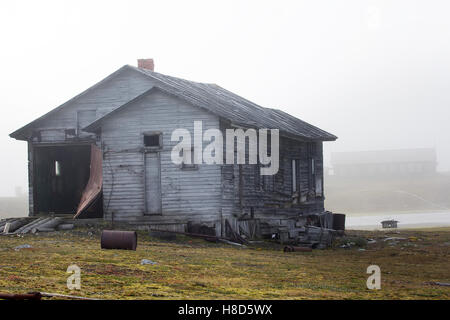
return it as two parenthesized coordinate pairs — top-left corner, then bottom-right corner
(0, 227), (449, 300)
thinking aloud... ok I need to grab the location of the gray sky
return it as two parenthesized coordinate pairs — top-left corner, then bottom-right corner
(1, 0), (449, 196)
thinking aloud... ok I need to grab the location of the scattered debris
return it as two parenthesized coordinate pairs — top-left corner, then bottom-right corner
(283, 246), (312, 252)
(14, 244), (32, 251)
(0, 292), (41, 300)
(219, 239), (246, 247)
(1, 218), (31, 234)
(57, 224), (75, 231)
(148, 228), (242, 244)
(384, 237), (407, 242)
(141, 259), (157, 265)
(0, 291), (101, 300)
(224, 219), (247, 244)
(32, 227), (56, 234)
(425, 281), (450, 287)
(340, 242), (354, 249)
(3, 222), (11, 234)
(149, 230), (177, 240)
(337, 236), (367, 249)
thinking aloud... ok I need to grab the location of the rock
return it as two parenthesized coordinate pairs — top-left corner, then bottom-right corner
(141, 259), (157, 265)
(384, 237), (407, 242)
(14, 244), (32, 251)
(427, 281), (450, 287)
(57, 224), (74, 231)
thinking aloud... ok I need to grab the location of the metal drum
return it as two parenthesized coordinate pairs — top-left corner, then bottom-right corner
(100, 230), (137, 250)
(332, 214), (346, 231)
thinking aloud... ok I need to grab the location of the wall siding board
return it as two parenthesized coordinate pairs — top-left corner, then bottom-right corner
(101, 91), (222, 223)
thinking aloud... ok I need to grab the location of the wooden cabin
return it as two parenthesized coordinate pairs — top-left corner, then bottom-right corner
(381, 220), (399, 229)
(10, 59), (337, 238)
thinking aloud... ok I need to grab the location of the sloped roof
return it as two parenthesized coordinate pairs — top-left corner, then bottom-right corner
(85, 65), (337, 141)
(10, 64), (337, 142)
(331, 148), (437, 165)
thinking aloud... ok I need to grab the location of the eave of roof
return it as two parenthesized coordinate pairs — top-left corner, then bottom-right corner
(9, 65), (132, 141)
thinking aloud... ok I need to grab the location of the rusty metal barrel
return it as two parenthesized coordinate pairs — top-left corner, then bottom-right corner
(332, 213), (346, 231)
(100, 230), (137, 250)
(283, 246), (312, 252)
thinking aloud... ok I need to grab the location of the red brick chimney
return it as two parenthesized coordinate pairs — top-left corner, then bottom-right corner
(137, 58), (154, 71)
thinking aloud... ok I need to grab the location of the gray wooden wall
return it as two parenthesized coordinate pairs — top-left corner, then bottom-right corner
(100, 90), (223, 226)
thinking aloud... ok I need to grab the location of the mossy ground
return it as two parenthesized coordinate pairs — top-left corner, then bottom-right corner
(0, 227), (449, 299)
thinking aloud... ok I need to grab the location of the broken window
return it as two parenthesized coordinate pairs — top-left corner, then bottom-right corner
(144, 133), (162, 148)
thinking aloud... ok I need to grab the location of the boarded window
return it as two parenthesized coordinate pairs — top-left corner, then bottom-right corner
(144, 134), (161, 147)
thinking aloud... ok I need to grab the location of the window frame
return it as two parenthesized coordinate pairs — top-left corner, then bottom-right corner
(292, 159), (297, 193)
(142, 131), (163, 150)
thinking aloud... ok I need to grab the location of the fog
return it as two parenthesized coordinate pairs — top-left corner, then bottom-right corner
(1, 0), (450, 199)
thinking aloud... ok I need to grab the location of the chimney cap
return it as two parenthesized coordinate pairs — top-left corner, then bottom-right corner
(137, 58), (154, 71)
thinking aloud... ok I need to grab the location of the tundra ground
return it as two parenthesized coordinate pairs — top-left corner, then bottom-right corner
(0, 227), (449, 299)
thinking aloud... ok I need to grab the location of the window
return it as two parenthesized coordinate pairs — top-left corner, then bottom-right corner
(309, 158), (316, 193)
(55, 161), (61, 176)
(144, 133), (162, 148)
(292, 159), (297, 193)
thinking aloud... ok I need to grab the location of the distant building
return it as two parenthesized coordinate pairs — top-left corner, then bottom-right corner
(381, 220), (398, 229)
(331, 148), (437, 177)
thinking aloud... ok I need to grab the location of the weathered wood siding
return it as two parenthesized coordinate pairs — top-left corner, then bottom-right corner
(100, 90), (222, 225)
(220, 123), (325, 221)
(27, 142), (34, 216)
(30, 68), (155, 144)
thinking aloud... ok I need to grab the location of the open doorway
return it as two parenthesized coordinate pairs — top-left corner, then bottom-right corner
(33, 144), (99, 215)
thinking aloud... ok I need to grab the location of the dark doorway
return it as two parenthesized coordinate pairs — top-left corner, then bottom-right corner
(34, 145), (93, 214)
